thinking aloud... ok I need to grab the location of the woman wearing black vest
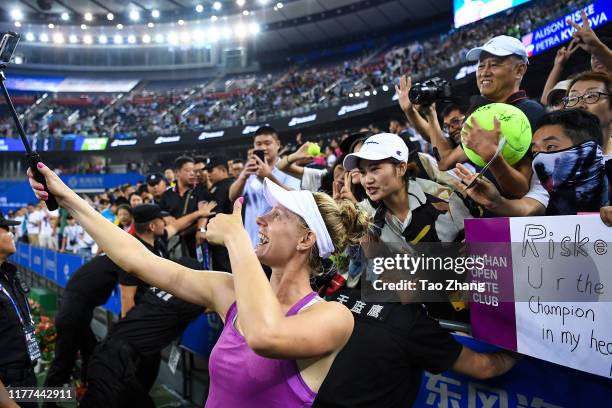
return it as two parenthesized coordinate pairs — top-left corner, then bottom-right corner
(314, 133), (517, 408)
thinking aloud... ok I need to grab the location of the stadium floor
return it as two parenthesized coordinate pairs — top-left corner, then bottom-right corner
(35, 370), (198, 407)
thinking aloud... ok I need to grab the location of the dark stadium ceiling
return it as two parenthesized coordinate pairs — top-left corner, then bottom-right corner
(1, 0), (452, 48)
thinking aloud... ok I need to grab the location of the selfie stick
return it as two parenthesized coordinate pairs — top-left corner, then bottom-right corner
(0, 70), (58, 210)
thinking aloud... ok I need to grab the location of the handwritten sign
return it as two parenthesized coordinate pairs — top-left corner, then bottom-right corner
(465, 215), (612, 379)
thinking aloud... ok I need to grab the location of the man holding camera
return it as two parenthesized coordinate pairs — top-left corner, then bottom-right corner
(399, 35), (544, 198)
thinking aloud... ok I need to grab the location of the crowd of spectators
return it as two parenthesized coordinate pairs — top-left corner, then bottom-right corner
(0, 0), (589, 140)
(3, 3), (612, 402)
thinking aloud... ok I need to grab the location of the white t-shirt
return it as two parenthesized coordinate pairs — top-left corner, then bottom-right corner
(63, 224), (84, 252)
(39, 212), (53, 236)
(13, 215), (25, 239)
(26, 210), (43, 235)
(525, 175), (550, 208)
(301, 167), (328, 192)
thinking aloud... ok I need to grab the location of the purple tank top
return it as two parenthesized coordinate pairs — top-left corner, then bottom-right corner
(206, 292), (320, 407)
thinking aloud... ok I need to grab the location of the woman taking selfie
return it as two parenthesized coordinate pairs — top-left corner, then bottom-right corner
(28, 163), (368, 407)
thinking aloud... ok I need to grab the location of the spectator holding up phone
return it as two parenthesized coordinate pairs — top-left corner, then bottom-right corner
(229, 126), (300, 248)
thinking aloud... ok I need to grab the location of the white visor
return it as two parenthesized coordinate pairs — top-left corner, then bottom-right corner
(262, 178), (334, 259)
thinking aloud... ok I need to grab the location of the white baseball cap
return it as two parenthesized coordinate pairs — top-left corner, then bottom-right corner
(466, 35), (529, 64)
(343, 133), (409, 171)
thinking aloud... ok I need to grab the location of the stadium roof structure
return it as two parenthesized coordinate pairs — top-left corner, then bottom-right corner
(1, 0), (451, 51)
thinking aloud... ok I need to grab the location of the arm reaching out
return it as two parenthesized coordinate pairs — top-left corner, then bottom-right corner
(568, 10), (612, 73)
(452, 347), (518, 380)
(27, 163), (235, 317)
(454, 163), (545, 216)
(276, 142), (314, 179)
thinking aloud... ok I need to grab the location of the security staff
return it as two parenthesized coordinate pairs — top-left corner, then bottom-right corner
(43, 204), (214, 403)
(81, 258), (206, 408)
(42, 255), (126, 403)
(159, 156), (206, 259)
(196, 155), (235, 272)
(118, 203), (214, 316)
(0, 209), (39, 408)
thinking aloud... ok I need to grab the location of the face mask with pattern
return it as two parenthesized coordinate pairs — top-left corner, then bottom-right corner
(532, 140), (608, 215)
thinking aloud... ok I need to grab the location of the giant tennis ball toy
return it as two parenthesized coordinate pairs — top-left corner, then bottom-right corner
(308, 143), (321, 156)
(461, 103), (532, 167)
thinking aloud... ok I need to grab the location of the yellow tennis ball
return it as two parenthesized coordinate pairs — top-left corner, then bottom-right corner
(461, 103), (532, 167)
(308, 143), (321, 156)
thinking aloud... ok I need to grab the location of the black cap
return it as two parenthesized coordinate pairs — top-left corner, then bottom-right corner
(339, 132), (369, 155)
(0, 209), (20, 228)
(205, 155), (229, 171)
(132, 204), (169, 224)
(115, 197), (129, 207)
(146, 173), (165, 186)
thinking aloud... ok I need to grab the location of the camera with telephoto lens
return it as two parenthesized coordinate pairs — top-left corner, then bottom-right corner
(408, 77), (452, 106)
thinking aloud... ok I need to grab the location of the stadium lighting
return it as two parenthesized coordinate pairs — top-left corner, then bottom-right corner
(180, 32), (191, 43)
(364, 91), (371, 97)
(195, 4), (204, 13)
(114, 35), (123, 44)
(382, 84), (389, 92)
(69, 34), (78, 43)
(235, 24), (247, 39)
(84, 12), (93, 22)
(249, 23), (260, 35)
(221, 26), (232, 39)
(211, 15), (218, 22)
(107, 13), (114, 21)
(11, 9), (23, 21)
(14, 56), (23, 64)
(39, 33), (49, 42)
(14, 22), (22, 28)
(25, 33), (35, 42)
(142, 34), (151, 43)
(259, 0), (270, 5)
(155, 33), (164, 43)
(349, 93), (354, 98)
(83, 35), (93, 44)
(117, 24), (124, 30)
(355, 92), (360, 97)
(193, 30), (205, 43)
(81, 24), (87, 30)
(207, 27), (220, 42)
(213, 2), (222, 11)
(48, 23), (55, 29)
(276, 2), (284, 8)
(237, 0), (245, 7)
(151, 10), (160, 18)
(52, 33), (64, 44)
(243, 10), (250, 16)
(178, 19), (185, 25)
(98, 35), (108, 44)
(129, 10), (140, 21)
(127, 35), (136, 44)
(167, 32), (179, 45)
(372, 90), (378, 95)
(61, 12), (70, 21)
(148, 22), (155, 28)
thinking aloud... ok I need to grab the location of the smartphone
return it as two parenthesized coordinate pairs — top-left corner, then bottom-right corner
(253, 150), (265, 162)
(0, 32), (20, 65)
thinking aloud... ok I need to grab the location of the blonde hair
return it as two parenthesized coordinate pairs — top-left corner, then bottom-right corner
(304, 193), (371, 274)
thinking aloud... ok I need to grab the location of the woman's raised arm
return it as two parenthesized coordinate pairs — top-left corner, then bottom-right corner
(28, 163), (235, 315)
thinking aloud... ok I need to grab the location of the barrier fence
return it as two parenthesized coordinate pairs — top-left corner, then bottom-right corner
(10, 242), (612, 407)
